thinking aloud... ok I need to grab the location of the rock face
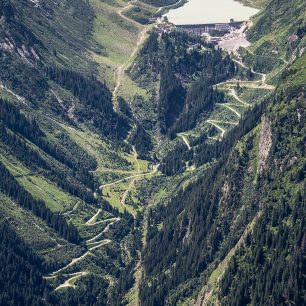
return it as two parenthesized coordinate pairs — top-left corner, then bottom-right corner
(258, 115), (272, 174)
(196, 285), (213, 306)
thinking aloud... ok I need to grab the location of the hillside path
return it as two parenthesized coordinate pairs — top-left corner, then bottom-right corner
(228, 88), (251, 107)
(55, 272), (89, 291)
(117, 0), (139, 26)
(218, 104), (241, 118)
(178, 133), (192, 150)
(113, 2), (151, 110)
(207, 120), (226, 139)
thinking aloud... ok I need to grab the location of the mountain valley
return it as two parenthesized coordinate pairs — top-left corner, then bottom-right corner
(0, 0), (305, 305)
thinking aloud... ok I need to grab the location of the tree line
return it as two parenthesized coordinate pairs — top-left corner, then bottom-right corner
(0, 162), (82, 243)
(0, 98), (98, 203)
(139, 59), (306, 305)
(130, 30), (236, 138)
(46, 67), (129, 140)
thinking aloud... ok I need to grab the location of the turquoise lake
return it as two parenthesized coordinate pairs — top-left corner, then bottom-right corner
(164, 0), (259, 25)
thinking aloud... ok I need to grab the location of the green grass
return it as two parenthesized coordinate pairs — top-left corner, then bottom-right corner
(17, 175), (75, 212)
(206, 213), (261, 304)
(280, 54), (306, 90)
(0, 152), (78, 212)
(0, 88), (23, 103)
(92, 0), (141, 63)
(123, 4), (155, 25)
(247, 0), (305, 61)
(239, 88), (271, 104)
(0, 193), (82, 266)
(101, 169), (159, 214)
(236, 0), (266, 9)
(102, 182), (130, 213)
(89, 0), (142, 86)
(89, 0), (156, 101)
(58, 122), (133, 171)
(119, 73), (150, 101)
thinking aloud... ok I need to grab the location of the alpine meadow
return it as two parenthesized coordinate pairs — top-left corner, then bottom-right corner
(0, 0), (305, 305)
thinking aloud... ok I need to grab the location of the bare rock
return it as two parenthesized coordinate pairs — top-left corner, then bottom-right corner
(257, 116), (272, 174)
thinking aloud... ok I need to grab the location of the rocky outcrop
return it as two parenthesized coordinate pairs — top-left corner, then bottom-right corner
(257, 116), (272, 174)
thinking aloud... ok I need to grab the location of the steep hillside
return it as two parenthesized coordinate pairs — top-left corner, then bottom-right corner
(0, 0), (305, 304)
(243, 0), (305, 72)
(0, 0), (188, 303)
(140, 51), (305, 306)
(138, 0), (306, 305)
(0, 220), (49, 306)
(0, 0), (154, 304)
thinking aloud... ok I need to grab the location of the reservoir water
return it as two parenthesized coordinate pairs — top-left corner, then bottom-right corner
(164, 0), (259, 25)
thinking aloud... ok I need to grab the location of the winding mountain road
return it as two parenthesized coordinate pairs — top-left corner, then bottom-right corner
(62, 202), (79, 216)
(206, 48), (277, 139)
(207, 120), (226, 139)
(99, 172), (148, 189)
(228, 88), (251, 107)
(85, 209), (102, 225)
(45, 208), (121, 290)
(49, 251), (93, 277)
(178, 133), (192, 150)
(120, 147), (159, 206)
(232, 58), (275, 90)
(209, 119), (239, 126)
(55, 272), (89, 291)
(117, 0), (139, 26)
(219, 104), (241, 118)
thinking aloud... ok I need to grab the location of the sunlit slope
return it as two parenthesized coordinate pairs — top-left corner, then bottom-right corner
(248, 0), (305, 59)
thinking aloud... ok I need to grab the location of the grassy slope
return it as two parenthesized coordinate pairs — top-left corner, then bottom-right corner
(0, 0), (163, 297)
(89, 0), (142, 86)
(2, 0), (303, 302)
(0, 0), (160, 212)
(0, 1), (195, 303)
(247, 0), (305, 57)
(134, 0), (305, 303)
(178, 6), (306, 305)
(159, 0), (304, 159)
